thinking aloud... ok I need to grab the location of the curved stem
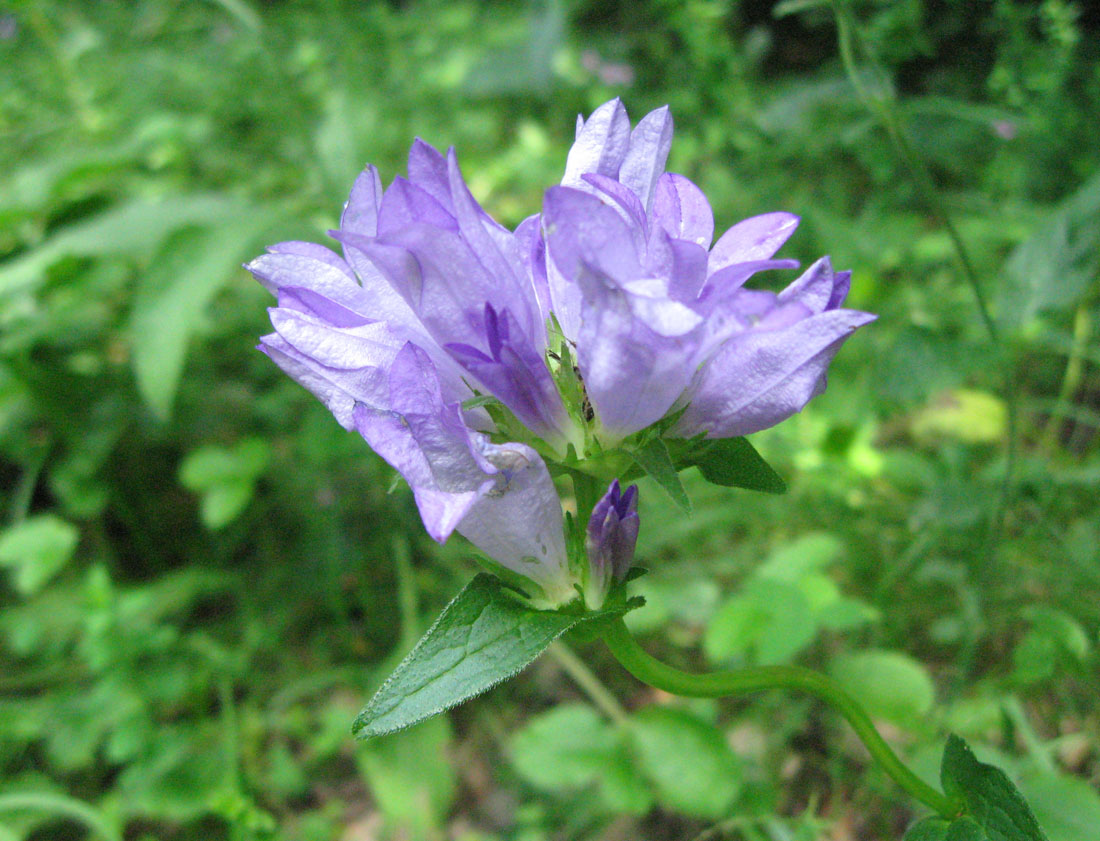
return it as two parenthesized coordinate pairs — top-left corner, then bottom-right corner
(603, 618), (959, 818)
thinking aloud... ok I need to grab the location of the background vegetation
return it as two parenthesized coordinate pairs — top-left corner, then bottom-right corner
(1, 0), (1098, 839)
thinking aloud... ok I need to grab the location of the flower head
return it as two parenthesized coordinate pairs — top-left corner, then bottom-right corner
(247, 141), (576, 607)
(248, 99), (872, 610)
(538, 98), (875, 442)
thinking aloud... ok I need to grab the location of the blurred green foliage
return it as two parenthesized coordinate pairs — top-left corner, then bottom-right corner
(1, 0), (1099, 839)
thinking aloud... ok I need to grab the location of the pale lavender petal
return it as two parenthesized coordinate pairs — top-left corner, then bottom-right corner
(445, 149), (540, 341)
(828, 270), (852, 310)
(269, 308), (398, 372)
(618, 105), (674, 211)
(456, 440), (572, 603)
(543, 186), (644, 284)
(778, 256), (839, 314)
(708, 212), (800, 275)
(576, 267), (702, 438)
(542, 185), (644, 340)
(353, 403), (487, 542)
(651, 173), (714, 248)
(340, 166), (384, 239)
(377, 176), (457, 236)
(694, 259), (801, 315)
(250, 242), (432, 352)
(562, 98), (631, 188)
(677, 309), (877, 438)
(581, 172), (648, 233)
(407, 138), (454, 212)
(348, 344), (500, 542)
(246, 244), (358, 299)
(259, 336), (359, 428)
(515, 214), (553, 325)
(663, 236), (710, 302)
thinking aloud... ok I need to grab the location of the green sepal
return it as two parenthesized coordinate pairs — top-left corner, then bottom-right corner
(671, 436), (787, 494)
(628, 438), (691, 512)
(353, 575), (639, 740)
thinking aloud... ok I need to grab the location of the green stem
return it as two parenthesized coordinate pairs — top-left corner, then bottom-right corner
(1039, 304), (1091, 454)
(548, 640), (629, 724)
(0, 792), (121, 841)
(832, 0), (1020, 585)
(603, 618), (960, 819)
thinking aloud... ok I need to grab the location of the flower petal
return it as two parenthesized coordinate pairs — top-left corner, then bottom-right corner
(576, 267), (701, 437)
(708, 212), (800, 275)
(651, 172), (714, 248)
(456, 440), (572, 601)
(618, 105), (674, 211)
(562, 98), (631, 187)
(778, 256), (842, 314)
(677, 309), (877, 438)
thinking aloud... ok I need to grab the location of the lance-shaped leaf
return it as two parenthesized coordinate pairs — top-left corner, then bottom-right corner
(354, 574), (638, 739)
(672, 436), (786, 494)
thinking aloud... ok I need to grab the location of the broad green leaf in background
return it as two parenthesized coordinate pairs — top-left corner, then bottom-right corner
(353, 575), (638, 739)
(179, 438), (271, 530)
(1011, 606), (1090, 685)
(705, 533), (877, 665)
(356, 715), (456, 840)
(1019, 771), (1100, 841)
(510, 704), (616, 789)
(940, 734), (1048, 841)
(829, 650), (936, 729)
(0, 195), (246, 298)
(704, 577), (817, 665)
(131, 217), (271, 420)
(510, 703), (653, 814)
(0, 514), (79, 595)
(998, 169), (1100, 331)
(628, 706), (742, 819)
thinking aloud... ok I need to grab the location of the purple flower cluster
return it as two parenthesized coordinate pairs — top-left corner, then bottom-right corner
(248, 99), (872, 608)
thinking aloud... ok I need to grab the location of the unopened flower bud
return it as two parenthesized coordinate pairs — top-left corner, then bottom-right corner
(584, 480), (639, 608)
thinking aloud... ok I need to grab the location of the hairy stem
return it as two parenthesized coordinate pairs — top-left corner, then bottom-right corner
(603, 618), (960, 818)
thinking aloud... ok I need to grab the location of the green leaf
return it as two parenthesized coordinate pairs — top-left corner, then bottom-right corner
(131, 223), (267, 420)
(511, 704), (617, 789)
(0, 514), (80, 595)
(510, 704), (652, 815)
(756, 532), (843, 581)
(941, 735), (1048, 841)
(629, 706), (741, 819)
(1019, 771), (1100, 841)
(356, 715), (456, 836)
(0, 194), (247, 298)
(998, 170), (1100, 330)
(681, 437), (786, 494)
(704, 578), (817, 665)
(829, 650), (936, 729)
(630, 438), (691, 512)
(353, 575), (635, 739)
(179, 439), (270, 529)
